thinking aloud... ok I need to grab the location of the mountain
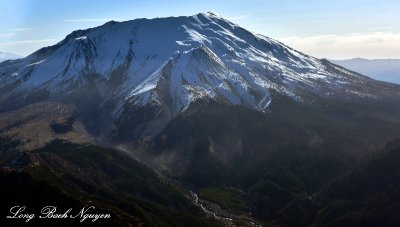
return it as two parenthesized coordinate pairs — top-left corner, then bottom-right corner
(1, 12), (396, 141)
(0, 51), (21, 63)
(1, 12), (400, 226)
(330, 58), (400, 84)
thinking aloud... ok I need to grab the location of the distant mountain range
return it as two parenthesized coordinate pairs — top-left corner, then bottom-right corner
(1, 13), (400, 226)
(331, 58), (400, 84)
(0, 51), (21, 63)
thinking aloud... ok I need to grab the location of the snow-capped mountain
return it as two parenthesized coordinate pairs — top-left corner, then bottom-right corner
(0, 52), (21, 63)
(0, 12), (392, 139)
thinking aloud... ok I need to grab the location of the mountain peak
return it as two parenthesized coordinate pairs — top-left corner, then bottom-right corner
(206, 11), (219, 16)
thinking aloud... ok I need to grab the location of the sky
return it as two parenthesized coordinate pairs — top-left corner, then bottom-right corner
(0, 0), (399, 59)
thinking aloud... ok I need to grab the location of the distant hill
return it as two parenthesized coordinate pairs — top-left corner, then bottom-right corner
(330, 58), (400, 84)
(0, 51), (21, 62)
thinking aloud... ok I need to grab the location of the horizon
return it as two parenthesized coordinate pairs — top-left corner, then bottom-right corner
(0, 0), (399, 59)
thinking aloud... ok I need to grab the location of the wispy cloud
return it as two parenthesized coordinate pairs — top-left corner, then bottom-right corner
(0, 33), (15, 38)
(63, 18), (116, 22)
(14, 28), (34, 31)
(0, 39), (57, 46)
(280, 32), (400, 59)
(229, 15), (249, 21)
(368, 26), (393, 32)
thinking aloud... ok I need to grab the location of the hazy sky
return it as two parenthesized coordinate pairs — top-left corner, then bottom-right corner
(0, 0), (399, 59)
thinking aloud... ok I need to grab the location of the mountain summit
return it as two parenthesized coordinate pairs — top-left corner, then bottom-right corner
(0, 13), (398, 139)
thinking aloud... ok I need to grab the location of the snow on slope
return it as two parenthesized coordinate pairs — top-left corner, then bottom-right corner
(0, 13), (369, 118)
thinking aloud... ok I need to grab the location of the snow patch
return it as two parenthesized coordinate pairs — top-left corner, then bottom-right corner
(75, 36), (87, 40)
(26, 60), (45, 67)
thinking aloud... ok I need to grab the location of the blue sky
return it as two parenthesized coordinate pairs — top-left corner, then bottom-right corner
(0, 0), (399, 59)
